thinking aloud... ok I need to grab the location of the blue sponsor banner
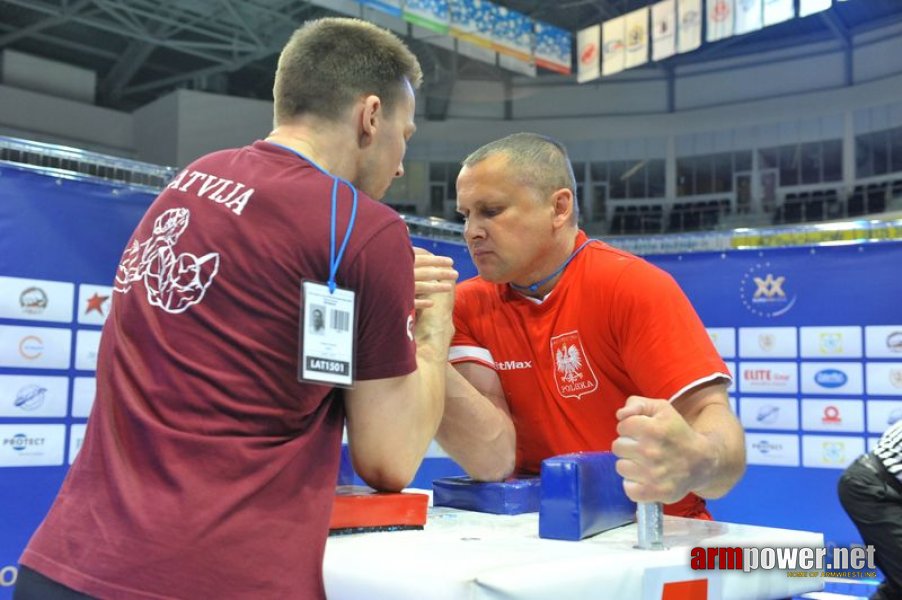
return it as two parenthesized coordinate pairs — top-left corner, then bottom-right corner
(2, 155), (901, 594)
(0, 164), (154, 595)
(651, 242), (902, 547)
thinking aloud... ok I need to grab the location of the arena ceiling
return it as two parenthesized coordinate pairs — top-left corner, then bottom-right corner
(0, 0), (901, 115)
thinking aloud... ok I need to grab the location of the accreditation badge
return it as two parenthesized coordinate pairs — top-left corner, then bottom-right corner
(299, 280), (356, 387)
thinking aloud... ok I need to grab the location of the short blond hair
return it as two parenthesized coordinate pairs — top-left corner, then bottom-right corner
(273, 17), (423, 124)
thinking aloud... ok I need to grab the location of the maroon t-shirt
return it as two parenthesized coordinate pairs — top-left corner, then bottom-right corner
(21, 141), (417, 599)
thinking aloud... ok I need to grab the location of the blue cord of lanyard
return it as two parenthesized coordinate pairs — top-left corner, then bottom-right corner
(267, 142), (358, 294)
(509, 238), (595, 294)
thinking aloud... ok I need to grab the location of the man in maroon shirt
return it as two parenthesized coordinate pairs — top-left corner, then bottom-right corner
(16, 18), (455, 600)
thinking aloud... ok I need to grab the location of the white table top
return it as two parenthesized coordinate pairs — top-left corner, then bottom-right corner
(323, 506), (824, 600)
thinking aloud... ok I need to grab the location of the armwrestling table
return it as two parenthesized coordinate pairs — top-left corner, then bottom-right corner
(323, 504), (824, 600)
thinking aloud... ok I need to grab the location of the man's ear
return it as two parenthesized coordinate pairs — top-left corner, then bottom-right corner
(359, 94), (381, 147)
(551, 188), (574, 229)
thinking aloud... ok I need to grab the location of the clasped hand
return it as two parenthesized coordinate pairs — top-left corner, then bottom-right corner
(413, 247), (458, 310)
(611, 396), (708, 504)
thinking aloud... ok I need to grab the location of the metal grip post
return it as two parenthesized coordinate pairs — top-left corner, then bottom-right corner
(636, 501), (665, 550)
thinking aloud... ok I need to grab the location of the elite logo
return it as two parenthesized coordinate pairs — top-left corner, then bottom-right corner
(550, 331), (599, 400)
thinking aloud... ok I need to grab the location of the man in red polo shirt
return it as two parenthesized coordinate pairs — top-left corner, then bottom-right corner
(434, 132), (745, 518)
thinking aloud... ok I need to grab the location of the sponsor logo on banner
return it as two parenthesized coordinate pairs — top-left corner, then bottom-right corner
(13, 385), (46, 411)
(815, 369), (847, 388)
(802, 435), (864, 469)
(78, 283), (113, 325)
(19, 287), (48, 314)
(550, 331), (599, 400)
(822, 405), (841, 424)
(866, 363), (902, 396)
(712, 0), (730, 21)
(745, 433), (799, 466)
(0, 276), (74, 322)
(800, 327), (861, 358)
(739, 263), (797, 318)
(739, 362), (797, 393)
(865, 326), (902, 358)
(0, 424), (65, 466)
(801, 362), (863, 395)
(0, 325), (72, 369)
(819, 333), (843, 355)
(0, 375), (68, 417)
(740, 397), (798, 430)
(18, 335), (43, 360)
(739, 327), (796, 358)
(757, 404), (780, 424)
(803, 399), (864, 432)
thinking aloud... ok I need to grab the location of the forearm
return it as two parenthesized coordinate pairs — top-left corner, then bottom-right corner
(435, 365), (516, 481)
(688, 404), (746, 499)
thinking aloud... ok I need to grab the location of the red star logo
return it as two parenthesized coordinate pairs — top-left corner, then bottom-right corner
(85, 292), (110, 316)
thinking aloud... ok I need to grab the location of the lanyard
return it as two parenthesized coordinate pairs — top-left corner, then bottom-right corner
(509, 239), (595, 294)
(268, 142), (358, 294)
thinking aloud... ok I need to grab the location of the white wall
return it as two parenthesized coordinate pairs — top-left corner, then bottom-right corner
(0, 84), (132, 156)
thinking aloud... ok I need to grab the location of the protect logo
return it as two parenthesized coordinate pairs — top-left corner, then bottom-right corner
(752, 439), (782, 455)
(550, 331), (598, 400)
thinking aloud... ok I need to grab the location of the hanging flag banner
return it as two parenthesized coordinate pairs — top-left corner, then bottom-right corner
(358, 0), (402, 18)
(735, 0), (764, 35)
(624, 7), (649, 70)
(651, 0), (676, 62)
(403, 0), (450, 34)
(449, 0), (497, 65)
(707, 0), (735, 43)
(450, 0), (494, 48)
(763, 0), (795, 26)
(534, 21), (572, 74)
(602, 15), (626, 76)
(492, 6), (533, 63)
(576, 24), (601, 83)
(800, 0), (832, 17)
(677, 0), (702, 54)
